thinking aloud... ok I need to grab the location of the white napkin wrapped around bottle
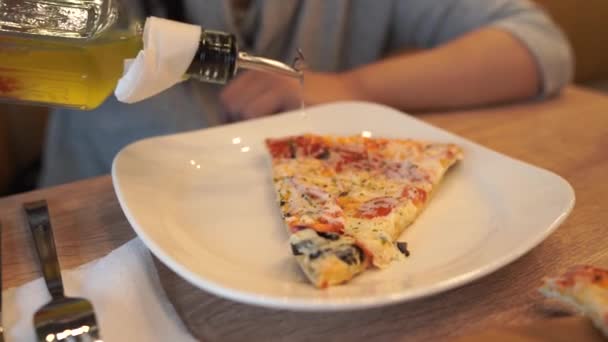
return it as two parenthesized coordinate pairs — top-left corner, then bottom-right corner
(114, 16), (201, 103)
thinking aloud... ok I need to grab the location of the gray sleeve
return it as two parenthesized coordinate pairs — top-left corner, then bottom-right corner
(389, 0), (573, 97)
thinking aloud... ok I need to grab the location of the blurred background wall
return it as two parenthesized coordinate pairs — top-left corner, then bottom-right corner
(534, 0), (608, 85)
(0, 0), (606, 196)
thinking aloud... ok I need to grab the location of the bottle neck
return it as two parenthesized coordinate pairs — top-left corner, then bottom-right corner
(186, 30), (238, 84)
(186, 29), (302, 84)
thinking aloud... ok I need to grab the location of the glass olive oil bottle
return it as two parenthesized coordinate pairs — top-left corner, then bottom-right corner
(0, 0), (301, 110)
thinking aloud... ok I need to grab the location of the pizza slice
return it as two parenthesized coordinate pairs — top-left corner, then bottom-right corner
(540, 265), (608, 337)
(266, 134), (463, 288)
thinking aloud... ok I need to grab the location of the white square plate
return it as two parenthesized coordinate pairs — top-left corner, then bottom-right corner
(112, 102), (574, 311)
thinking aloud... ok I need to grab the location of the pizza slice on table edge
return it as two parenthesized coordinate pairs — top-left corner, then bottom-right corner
(540, 265), (608, 338)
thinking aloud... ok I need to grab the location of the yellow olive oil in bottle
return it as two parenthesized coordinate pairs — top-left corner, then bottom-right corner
(0, 0), (143, 109)
(0, 33), (142, 109)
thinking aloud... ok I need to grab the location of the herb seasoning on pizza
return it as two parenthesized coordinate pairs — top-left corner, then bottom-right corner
(265, 134), (463, 288)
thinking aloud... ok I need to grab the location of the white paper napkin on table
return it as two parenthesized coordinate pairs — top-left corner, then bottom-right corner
(3, 239), (197, 342)
(114, 16), (201, 104)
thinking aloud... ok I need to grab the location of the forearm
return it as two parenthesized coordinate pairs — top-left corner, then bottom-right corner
(346, 28), (540, 112)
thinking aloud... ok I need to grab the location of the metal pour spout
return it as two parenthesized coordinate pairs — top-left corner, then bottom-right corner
(237, 52), (303, 79)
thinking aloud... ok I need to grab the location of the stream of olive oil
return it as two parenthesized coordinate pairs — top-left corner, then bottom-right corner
(293, 49), (307, 113)
(299, 75), (306, 112)
(0, 31), (141, 110)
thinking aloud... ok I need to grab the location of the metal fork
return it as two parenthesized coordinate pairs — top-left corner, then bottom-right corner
(24, 201), (102, 342)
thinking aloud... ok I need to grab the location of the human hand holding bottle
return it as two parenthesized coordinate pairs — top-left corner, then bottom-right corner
(219, 70), (362, 122)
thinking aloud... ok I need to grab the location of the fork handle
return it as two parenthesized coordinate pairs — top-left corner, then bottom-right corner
(24, 200), (65, 299)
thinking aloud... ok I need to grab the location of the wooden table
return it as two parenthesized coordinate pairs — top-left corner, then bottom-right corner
(2, 86), (608, 341)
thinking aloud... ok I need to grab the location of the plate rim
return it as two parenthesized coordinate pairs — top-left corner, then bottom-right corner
(111, 101), (576, 311)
